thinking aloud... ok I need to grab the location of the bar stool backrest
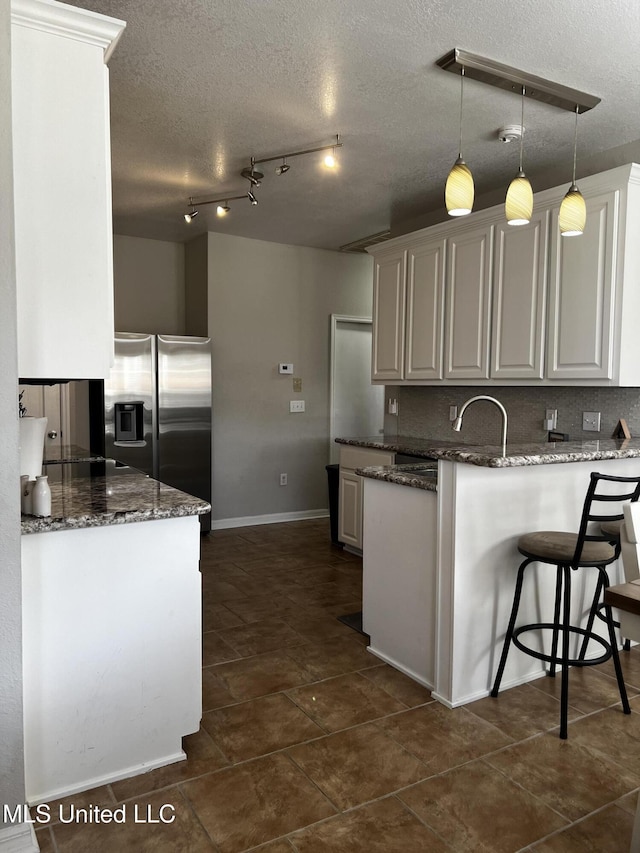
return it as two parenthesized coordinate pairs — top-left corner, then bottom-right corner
(573, 472), (640, 565)
(620, 502), (640, 582)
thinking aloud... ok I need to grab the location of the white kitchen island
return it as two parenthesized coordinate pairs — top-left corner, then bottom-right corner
(358, 439), (640, 709)
(21, 459), (210, 804)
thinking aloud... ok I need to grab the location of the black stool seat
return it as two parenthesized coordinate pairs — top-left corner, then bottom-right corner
(518, 532), (615, 564)
(491, 471), (640, 739)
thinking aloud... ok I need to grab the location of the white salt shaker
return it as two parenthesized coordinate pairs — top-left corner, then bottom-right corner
(32, 475), (51, 517)
(20, 475), (33, 515)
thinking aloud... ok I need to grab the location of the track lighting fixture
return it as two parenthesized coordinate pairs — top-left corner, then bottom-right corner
(505, 87), (533, 226)
(559, 105), (586, 237)
(241, 158), (264, 187)
(183, 136), (343, 223)
(184, 204), (198, 223)
(445, 66), (474, 216)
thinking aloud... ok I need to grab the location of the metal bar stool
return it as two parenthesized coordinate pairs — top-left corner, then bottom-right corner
(491, 471), (640, 739)
(584, 513), (638, 652)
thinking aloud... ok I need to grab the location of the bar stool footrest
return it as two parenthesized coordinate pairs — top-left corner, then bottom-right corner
(512, 622), (612, 668)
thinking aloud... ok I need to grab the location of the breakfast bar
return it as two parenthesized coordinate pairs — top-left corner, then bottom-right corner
(348, 437), (640, 709)
(21, 458), (210, 804)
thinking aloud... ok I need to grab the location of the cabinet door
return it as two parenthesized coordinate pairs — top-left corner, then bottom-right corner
(491, 213), (548, 379)
(12, 6), (122, 379)
(405, 239), (446, 380)
(338, 470), (362, 550)
(444, 225), (493, 379)
(547, 191), (618, 380)
(371, 250), (406, 381)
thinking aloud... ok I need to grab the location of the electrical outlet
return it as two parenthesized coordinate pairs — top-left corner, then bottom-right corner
(279, 473), (287, 486)
(545, 409), (558, 430)
(289, 400), (305, 413)
(582, 411), (601, 432)
(388, 398), (398, 415)
(449, 405), (458, 421)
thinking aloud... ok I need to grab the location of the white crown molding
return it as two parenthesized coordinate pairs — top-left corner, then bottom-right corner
(11, 0), (125, 62)
(0, 821), (38, 853)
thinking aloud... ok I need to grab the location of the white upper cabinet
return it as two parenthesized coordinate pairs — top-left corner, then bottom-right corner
(371, 249), (406, 381)
(491, 212), (548, 379)
(444, 225), (493, 380)
(369, 163), (640, 386)
(546, 191), (617, 380)
(11, 0), (125, 379)
(405, 239), (446, 380)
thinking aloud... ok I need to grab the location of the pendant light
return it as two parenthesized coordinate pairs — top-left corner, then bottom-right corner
(559, 105), (586, 236)
(445, 66), (474, 216)
(505, 86), (533, 226)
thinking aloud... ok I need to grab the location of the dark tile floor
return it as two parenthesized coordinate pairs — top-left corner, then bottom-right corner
(37, 518), (640, 852)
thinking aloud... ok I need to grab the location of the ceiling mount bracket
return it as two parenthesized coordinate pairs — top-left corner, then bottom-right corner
(436, 48), (600, 114)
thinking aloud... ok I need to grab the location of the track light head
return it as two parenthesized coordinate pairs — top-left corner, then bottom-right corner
(216, 203), (230, 216)
(241, 166), (264, 187)
(324, 151), (337, 169)
(275, 159), (290, 175)
(184, 208), (198, 223)
(247, 189), (258, 205)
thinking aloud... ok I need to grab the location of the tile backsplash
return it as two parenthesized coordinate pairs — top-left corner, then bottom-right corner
(384, 386), (640, 445)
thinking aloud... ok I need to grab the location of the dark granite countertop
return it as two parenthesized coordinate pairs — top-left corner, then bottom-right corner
(356, 463), (438, 491)
(336, 436), (640, 468)
(21, 458), (211, 535)
(43, 444), (102, 464)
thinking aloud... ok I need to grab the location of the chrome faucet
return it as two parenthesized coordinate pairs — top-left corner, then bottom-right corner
(452, 395), (508, 455)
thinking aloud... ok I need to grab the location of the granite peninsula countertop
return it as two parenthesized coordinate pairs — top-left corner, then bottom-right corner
(21, 458), (211, 535)
(356, 463), (438, 491)
(336, 435), (640, 469)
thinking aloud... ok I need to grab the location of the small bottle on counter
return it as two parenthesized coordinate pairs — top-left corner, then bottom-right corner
(31, 474), (51, 518)
(20, 475), (33, 515)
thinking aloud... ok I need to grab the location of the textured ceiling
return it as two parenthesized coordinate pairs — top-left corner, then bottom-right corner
(79, 0), (640, 249)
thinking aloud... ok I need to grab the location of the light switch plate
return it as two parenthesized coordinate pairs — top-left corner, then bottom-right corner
(290, 400), (305, 413)
(279, 363), (294, 374)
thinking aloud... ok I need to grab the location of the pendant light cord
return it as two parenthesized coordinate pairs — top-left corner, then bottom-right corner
(519, 86), (525, 172)
(458, 67), (465, 158)
(571, 104), (579, 184)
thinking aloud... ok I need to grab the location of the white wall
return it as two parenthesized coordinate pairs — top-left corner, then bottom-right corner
(113, 234), (185, 334)
(0, 0), (26, 824)
(203, 232), (373, 524)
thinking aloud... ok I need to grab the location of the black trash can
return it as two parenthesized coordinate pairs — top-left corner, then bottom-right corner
(326, 463), (341, 546)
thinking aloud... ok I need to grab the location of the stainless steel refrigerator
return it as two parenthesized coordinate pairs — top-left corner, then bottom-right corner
(104, 333), (212, 532)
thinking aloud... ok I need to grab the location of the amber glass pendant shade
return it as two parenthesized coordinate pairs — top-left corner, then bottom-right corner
(505, 171), (533, 226)
(446, 157), (474, 216)
(559, 184), (586, 236)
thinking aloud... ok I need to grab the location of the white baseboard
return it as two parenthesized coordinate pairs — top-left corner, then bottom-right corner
(27, 750), (185, 806)
(0, 822), (38, 853)
(366, 645), (433, 692)
(212, 509), (329, 530)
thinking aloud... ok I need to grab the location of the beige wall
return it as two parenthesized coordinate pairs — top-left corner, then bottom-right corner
(113, 234), (185, 334)
(199, 232), (373, 524)
(0, 0), (26, 822)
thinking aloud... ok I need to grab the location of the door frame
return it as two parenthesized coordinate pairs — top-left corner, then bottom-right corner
(329, 314), (373, 460)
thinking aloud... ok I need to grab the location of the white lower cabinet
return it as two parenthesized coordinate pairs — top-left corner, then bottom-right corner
(338, 446), (395, 551)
